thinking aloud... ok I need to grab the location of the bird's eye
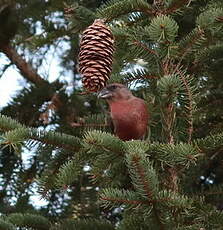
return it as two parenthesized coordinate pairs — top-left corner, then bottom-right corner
(109, 85), (117, 91)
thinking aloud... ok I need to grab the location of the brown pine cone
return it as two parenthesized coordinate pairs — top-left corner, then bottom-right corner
(78, 19), (114, 92)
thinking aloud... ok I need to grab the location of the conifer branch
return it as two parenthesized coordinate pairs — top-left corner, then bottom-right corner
(0, 114), (24, 131)
(101, 195), (174, 205)
(166, 103), (176, 144)
(167, 167), (179, 192)
(2, 128), (80, 152)
(177, 28), (205, 65)
(101, 188), (186, 207)
(144, 75), (159, 79)
(195, 132), (223, 152)
(161, 102), (175, 144)
(0, 115), (81, 152)
(7, 213), (51, 230)
(0, 219), (16, 230)
(153, 203), (165, 230)
(70, 122), (109, 128)
(30, 130), (80, 152)
(0, 43), (48, 85)
(100, 196), (149, 205)
(217, 16), (223, 22)
(131, 155), (154, 199)
(178, 71), (194, 143)
(134, 40), (158, 56)
(50, 219), (115, 230)
(165, 0), (192, 14)
(113, 68), (160, 84)
(83, 131), (125, 156)
(204, 191), (223, 196)
(124, 74), (159, 83)
(55, 158), (82, 188)
(96, 0), (155, 21)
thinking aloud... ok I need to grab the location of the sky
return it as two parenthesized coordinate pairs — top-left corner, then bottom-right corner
(0, 43), (71, 207)
(0, 65), (49, 206)
(0, 39), (72, 108)
(0, 56), (24, 108)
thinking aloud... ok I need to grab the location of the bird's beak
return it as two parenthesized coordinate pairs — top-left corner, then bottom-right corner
(97, 88), (112, 99)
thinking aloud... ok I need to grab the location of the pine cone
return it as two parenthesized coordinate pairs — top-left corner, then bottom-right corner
(78, 19), (114, 92)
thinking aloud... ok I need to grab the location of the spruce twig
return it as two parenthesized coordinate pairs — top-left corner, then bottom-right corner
(178, 71), (194, 143)
(165, 0), (192, 14)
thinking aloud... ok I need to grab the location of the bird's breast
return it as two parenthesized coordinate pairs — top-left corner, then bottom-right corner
(110, 99), (148, 141)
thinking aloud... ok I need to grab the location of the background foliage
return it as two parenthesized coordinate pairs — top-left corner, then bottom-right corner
(0, 0), (223, 229)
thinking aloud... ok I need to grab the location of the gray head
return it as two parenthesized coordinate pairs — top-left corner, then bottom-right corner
(98, 83), (133, 102)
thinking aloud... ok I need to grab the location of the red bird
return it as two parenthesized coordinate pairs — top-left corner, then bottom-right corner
(98, 83), (149, 141)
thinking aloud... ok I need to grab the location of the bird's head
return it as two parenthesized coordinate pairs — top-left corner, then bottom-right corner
(98, 83), (133, 102)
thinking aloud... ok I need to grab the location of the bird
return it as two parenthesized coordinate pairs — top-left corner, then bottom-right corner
(98, 83), (149, 141)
